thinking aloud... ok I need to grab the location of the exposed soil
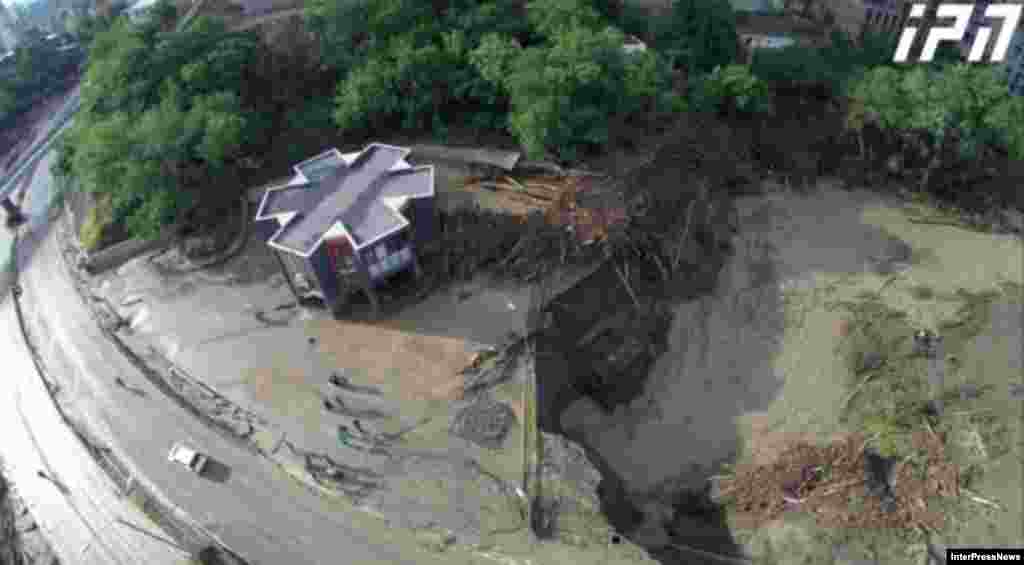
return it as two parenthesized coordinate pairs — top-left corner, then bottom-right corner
(719, 432), (958, 531)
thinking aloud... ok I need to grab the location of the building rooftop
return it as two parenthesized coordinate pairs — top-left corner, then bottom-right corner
(256, 144), (435, 256)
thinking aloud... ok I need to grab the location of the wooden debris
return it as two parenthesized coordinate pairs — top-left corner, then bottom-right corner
(839, 370), (877, 413)
(962, 489), (1004, 511)
(515, 160), (565, 176)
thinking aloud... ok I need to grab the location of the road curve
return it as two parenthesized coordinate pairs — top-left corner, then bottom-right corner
(0, 300), (195, 565)
(12, 159), (451, 564)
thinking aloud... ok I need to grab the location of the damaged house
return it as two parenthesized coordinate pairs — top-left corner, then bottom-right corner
(254, 143), (436, 317)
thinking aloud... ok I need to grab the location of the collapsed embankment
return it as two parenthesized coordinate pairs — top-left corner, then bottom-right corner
(537, 105), (1023, 565)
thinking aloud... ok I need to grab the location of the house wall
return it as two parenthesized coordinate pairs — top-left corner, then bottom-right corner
(309, 243), (339, 304)
(829, 0), (908, 38)
(253, 218), (280, 242)
(409, 196), (437, 246)
(360, 228), (415, 286)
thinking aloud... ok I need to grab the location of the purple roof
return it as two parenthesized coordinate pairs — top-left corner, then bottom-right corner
(256, 145), (435, 256)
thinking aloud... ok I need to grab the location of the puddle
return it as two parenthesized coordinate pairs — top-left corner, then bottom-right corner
(558, 184), (1023, 560)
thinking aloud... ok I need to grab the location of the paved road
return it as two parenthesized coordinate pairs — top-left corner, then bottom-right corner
(0, 301), (195, 565)
(8, 156), (460, 564)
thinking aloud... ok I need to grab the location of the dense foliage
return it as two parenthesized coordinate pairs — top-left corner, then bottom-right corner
(654, 0), (739, 74)
(848, 63), (1024, 162)
(57, 8), (264, 238)
(473, 24), (675, 160)
(690, 64), (771, 116)
(333, 31), (507, 137)
(309, 0), (677, 161)
(751, 29), (897, 93)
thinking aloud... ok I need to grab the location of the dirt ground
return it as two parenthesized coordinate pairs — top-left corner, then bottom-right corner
(720, 431), (958, 531)
(309, 318), (477, 402)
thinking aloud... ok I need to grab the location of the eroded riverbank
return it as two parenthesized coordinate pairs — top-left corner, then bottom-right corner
(558, 181), (1022, 562)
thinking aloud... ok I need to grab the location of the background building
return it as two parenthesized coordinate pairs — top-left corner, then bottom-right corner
(826, 0), (910, 37)
(1007, 29), (1024, 95)
(0, 3), (23, 51)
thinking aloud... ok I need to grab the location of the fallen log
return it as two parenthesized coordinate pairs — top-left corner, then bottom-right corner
(523, 183), (565, 195)
(477, 181), (556, 201)
(515, 160), (565, 176)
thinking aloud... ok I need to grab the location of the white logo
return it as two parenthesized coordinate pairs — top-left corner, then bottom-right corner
(893, 3), (1022, 62)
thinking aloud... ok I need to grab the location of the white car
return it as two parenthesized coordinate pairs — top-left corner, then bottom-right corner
(167, 442), (209, 474)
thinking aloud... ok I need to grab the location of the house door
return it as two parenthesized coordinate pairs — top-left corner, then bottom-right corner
(326, 237), (356, 292)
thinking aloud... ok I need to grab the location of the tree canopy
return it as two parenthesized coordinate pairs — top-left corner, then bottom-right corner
(60, 6), (264, 238)
(849, 63), (1024, 161)
(655, 0), (739, 73)
(309, 0), (676, 161)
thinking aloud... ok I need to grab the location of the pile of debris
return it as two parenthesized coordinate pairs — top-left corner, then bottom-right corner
(303, 451), (382, 501)
(714, 432), (959, 531)
(462, 173), (628, 245)
(422, 206), (609, 286)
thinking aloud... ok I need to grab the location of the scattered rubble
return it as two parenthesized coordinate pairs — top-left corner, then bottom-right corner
(300, 449), (383, 501)
(459, 337), (523, 399)
(715, 432), (959, 531)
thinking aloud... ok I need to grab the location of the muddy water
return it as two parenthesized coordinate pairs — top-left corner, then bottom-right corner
(559, 182), (1022, 554)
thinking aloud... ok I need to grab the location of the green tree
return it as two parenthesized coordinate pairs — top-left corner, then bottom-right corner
(986, 96), (1024, 162)
(334, 30), (505, 134)
(691, 63), (770, 116)
(656, 0), (738, 73)
(474, 25), (670, 160)
(304, 0), (375, 72)
(526, 0), (605, 38)
(848, 63), (1020, 186)
(62, 14), (260, 238)
(306, 0), (532, 74)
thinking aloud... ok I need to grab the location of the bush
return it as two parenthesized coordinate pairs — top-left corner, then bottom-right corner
(691, 64), (771, 116)
(79, 194), (115, 251)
